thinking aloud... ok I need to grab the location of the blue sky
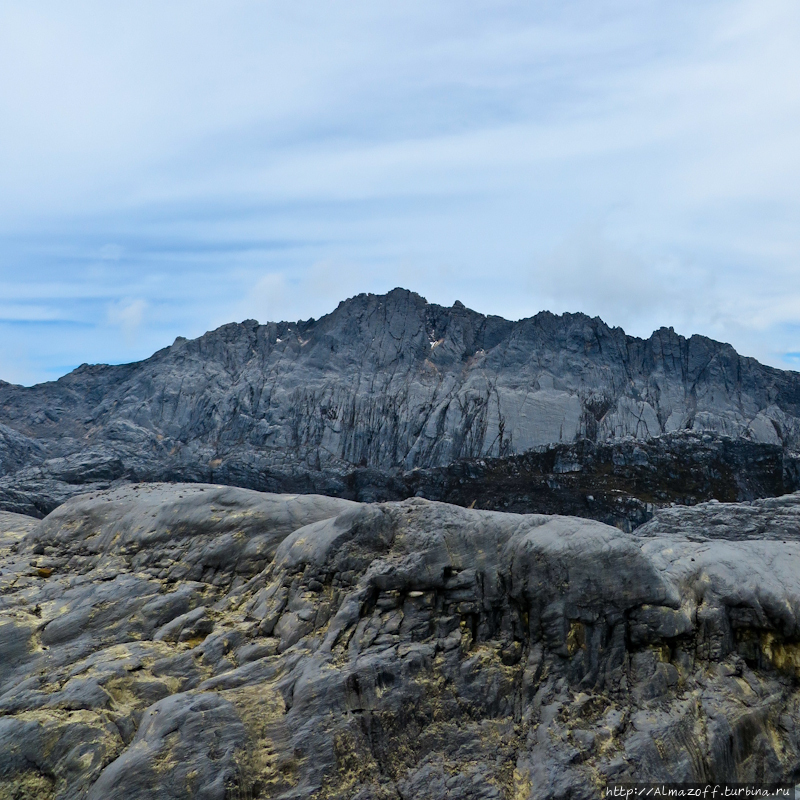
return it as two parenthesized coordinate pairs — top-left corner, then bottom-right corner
(1, 1), (799, 384)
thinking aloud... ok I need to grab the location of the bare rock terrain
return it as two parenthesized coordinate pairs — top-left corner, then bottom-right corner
(1, 288), (800, 520)
(2, 483), (800, 798)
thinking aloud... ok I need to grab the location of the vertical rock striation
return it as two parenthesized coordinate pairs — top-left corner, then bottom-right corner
(0, 288), (799, 516)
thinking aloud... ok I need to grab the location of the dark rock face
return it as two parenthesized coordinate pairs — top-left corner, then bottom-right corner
(3, 484), (800, 798)
(1, 288), (800, 519)
(338, 432), (800, 531)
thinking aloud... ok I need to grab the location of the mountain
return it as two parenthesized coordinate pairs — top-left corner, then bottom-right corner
(1, 287), (799, 519)
(4, 290), (800, 795)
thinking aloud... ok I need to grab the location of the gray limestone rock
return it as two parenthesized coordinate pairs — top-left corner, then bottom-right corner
(2, 483), (800, 797)
(1, 289), (800, 518)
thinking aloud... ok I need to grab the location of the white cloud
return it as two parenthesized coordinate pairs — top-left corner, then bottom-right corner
(0, 0), (799, 381)
(106, 298), (147, 343)
(233, 262), (399, 326)
(235, 273), (288, 324)
(527, 226), (713, 336)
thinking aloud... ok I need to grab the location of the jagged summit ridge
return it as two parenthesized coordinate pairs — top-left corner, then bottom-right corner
(0, 287), (799, 515)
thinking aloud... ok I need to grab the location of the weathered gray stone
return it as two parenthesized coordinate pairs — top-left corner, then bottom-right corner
(1, 484), (800, 797)
(1, 289), (800, 520)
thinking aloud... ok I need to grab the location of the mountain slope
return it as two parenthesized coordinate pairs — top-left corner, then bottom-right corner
(1, 287), (799, 516)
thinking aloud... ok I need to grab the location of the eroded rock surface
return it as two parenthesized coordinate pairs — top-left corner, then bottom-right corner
(2, 484), (800, 798)
(2, 288), (800, 518)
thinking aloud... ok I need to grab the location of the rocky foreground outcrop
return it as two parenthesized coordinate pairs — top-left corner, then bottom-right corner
(2, 484), (800, 798)
(2, 288), (800, 518)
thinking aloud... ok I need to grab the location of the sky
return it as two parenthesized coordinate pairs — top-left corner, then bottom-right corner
(1, 1), (799, 384)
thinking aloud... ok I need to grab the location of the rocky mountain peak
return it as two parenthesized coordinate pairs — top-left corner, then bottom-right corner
(0, 288), (799, 517)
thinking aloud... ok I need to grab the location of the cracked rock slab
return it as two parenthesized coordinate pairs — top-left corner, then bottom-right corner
(1, 484), (800, 797)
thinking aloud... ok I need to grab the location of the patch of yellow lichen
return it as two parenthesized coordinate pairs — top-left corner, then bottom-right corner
(3, 707), (124, 789)
(220, 681), (298, 794)
(512, 766), (532, 800)
(12, 708), (107, 727)
(654, 643), (671, 663)
(181, 634), (208, 648)
(766, 719), (786, 763)
(317, 730), (383, 797)
(761, 632), (800, 677)
(0, 770), (55, 800)
(103, 672), (180, 711)
(152, 733), (181, 776)
(566, 620), (586, 656)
